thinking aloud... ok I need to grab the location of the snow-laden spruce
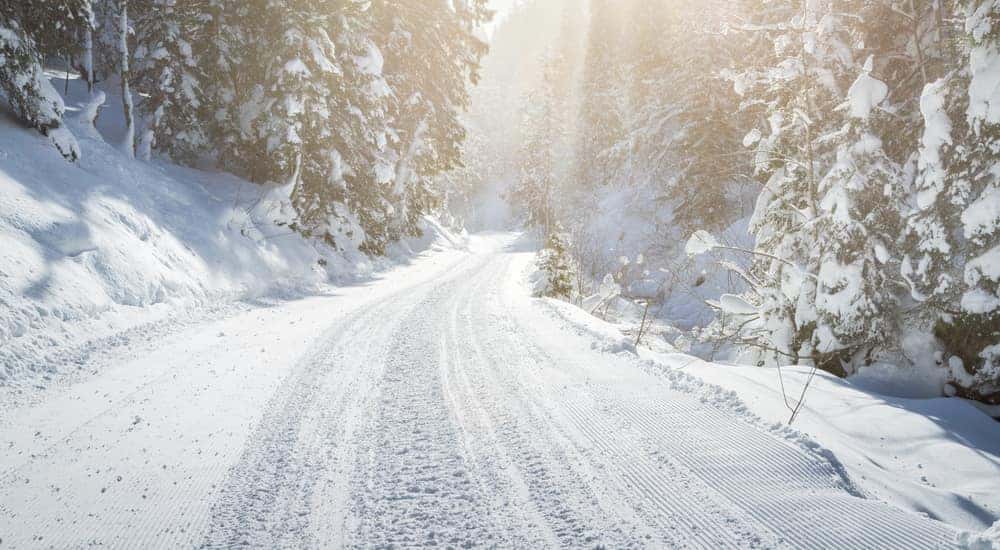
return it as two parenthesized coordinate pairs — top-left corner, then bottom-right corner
(0, 0), (490, 258)
(0, 5), (85, 161)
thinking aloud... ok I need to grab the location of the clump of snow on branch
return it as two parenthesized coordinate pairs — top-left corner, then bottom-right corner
(685, 230), (720, 256)
(846, 56), (888, 119)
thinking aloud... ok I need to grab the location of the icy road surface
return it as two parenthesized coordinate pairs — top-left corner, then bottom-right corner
(0, 233), (957, 548)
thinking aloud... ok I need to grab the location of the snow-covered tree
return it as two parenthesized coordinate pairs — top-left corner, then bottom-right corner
(692, 0), (995, 394)
(0, 6), (81, 160)
(245, 0), (391, 253)
(132, 0), (206, 161)
(627, 0), (753, 233)
(371, 0), (491, 239)
(812, 56), (905, 372)
(537, 224), (575, 300)
(953, 0), (1000, 401)
(193, 0), (247, 171)
(894, 0), (999, 401)
(21, 0), (93, 76)
(316, 4), (395, 255)
(907, 0), (1000, 402)
(173, 0), (491, 254)
(255, 0), (344, 188)
(511, 51), (562, 232)
(575, 0), (626, 189)
(734, 0), (856, 368)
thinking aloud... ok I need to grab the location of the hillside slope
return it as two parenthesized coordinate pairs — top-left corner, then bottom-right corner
(0, 74), (462, 392)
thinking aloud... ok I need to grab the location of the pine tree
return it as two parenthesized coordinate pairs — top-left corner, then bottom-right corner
(0, 6), (81, 160)
(371, 0), (491, 239)
(575, 0), (626, 189)
(538, 224), (575, 300)
(898, 0), (966, 312)
(950, 0), (999, 401)
(21, 0), (92, 63)
(320, 3), (395, 254)
(193, 0), (244, 170)
(88, 0), (123, 87)
(629, 0), (751, 233)
(239, 0), (379, 251)
(132, 0), (207, 161)
(903, 75), (965, 308)
(738, 0), (854, 368)
(511, 51), (562, 233)
(898, 0), (998, 401)
(195, 0), (270, 182)
(812, 56), (905, 371)
(253, 0), (341, 187)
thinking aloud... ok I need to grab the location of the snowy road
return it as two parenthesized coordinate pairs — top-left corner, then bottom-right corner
(0, 233), (958, 548)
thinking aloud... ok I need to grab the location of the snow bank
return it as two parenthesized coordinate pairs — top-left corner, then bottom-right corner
(682, 359), (1000, 531)
(0, 112), (321, 385)
(0, 78), (462, 390)
(959, 520), (1000, 549)
(532, 285), (1000, 533)
(538, 297), (636, 354)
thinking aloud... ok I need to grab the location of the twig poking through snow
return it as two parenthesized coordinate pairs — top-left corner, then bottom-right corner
(635, 301), (650, 348)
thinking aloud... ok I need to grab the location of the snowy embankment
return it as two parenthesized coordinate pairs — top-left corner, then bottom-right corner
(533, 282), (1000, 537)
(0, 80), (465, 394)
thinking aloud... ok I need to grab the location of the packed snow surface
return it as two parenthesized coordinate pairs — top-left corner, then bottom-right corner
(2, 233), (989, 548)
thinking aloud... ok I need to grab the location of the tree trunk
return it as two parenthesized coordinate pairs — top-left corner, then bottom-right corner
(119, 0), (135, 158)
(83, 26), (94, 94)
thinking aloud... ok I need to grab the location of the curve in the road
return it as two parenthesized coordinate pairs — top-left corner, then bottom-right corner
(203, 234), (957, 548)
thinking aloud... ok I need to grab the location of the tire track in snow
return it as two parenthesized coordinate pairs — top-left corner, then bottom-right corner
(440, 296), (560, 545)
(347, 257), (513, 548)
(199, 305), (386, 548)
(442, 258), (652, 548)
(200, 260), (465, 548)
